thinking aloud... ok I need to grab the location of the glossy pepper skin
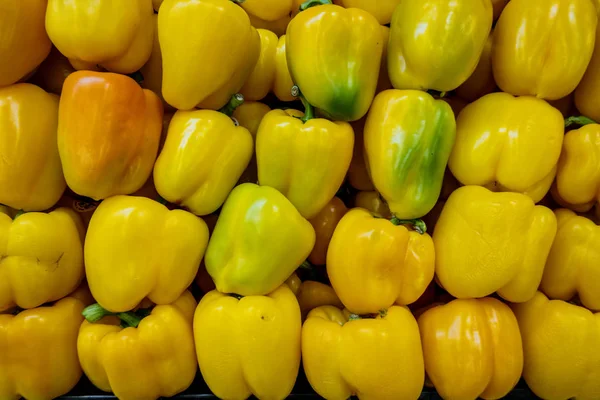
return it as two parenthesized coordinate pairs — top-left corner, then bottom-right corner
(241, 29), (278, 101)
(0, 0), (51, 87)
(456, 34), (496, 102)
(194, 285), (301, 400)
(554, 123), (600, 211)
(513, 292), (600, 400)
(46, 0), (154, 74)
(0, 296), (86, 400)
(205, 183), (315, 296)
(364, 90), (456, 219)
(153, 109), (253, 216)
(449, 93), (564, 203)
(327, 208), (435, 314)
(232, 101), (271, 138)
(273, 35), (297, 102)
(0, 84), (65, 211)
(308, 197), (348, 266)
(58, 71), (163, 200)
(0, 208), (85, 312)
(159, 0), (260, 110)
(302, 305), (425, 400)
(576, 25), (600, 121)
(332, 0), (402, 24)
(78, 292), (197, 400)
(541, 209), (600, 311)
(493, 0), (597, 100)
(388, 0), (492, 92)
(434, 186), (557, 302)
(418, 298), (523, 400)
(85, 195), (209, 312)
(286, 4), (383, 121)
(256, 109), (354, 219)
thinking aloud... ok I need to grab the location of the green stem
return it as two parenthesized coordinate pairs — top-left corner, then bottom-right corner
(82, 304), (144, 328)
(219, 94), (245, 117)
(565, 115), (597, 128)
(390, 217), (427, 234)
(156, 196), (168, 206)
(13, 210), (25, 219)
(230, 0), (245, 3)
(291, 86), (314, 122)
(348, 314), (360, 321)
(128, 71), (144, 85)
(117, 312), (143, 328)
(299, 260), (313, 270)
(228, 293), (244, 300)
(300, 0), (332, 10)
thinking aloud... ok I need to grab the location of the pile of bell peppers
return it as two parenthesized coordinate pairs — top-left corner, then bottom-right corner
(1, 0), (600, 399)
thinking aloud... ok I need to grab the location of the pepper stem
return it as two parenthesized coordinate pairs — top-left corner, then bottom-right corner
(82, 303), (144, 328)
(230, 0), (245, 3)
(13, 210), (25, 219)
(291, 86), (314, 122)
(299, 260), (313, 270)
(300, 0), (332, 10)
(565, 115), (597, 128)
(156, 195), (168, 206)
(219, 94), (245, 117)
(117, 312), (143, 328)
(390, 217), (427, 234)
(348, 314), (360, 321)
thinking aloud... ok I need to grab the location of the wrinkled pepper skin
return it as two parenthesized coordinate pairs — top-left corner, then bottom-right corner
(0, 84), (65, 211)
(58, 71), (163, 200)
(388, 0), (492, 92)
(513, 292), (600, 400)
(159, 0), (260, 110)
(0, 208), (84, 312)
(541, 209), (600, 311)
(286, 5), (383, 121)
(31, 47), (76, 95)
(46, 0), (154, 74)
(449, 93), (564, 203)
(364, 90), (456, 219)
(456, 34), (496, 102)
(85, 196), (209, 312)
(576, 25), (600, 121)
(327, 208), (435, 314)
(256, 109), (354, 219)
(554, 123), (600, 211)
(0, 296), (86, 400)
(273, 35), (296, 102)
(194, 285), (301, 400)
(302, 305), (425, 400)
(0, 0), (51, 87)
(241, 29), (278, 101)
(153, 110), (253, 216)
(78, 292), (197, 400)
(308, 197), (348, 266)
(492, 0), (597, 100)
(332, 0), (402, 25)
(241, 0), (293, 21)
(205, 183), (315, 296)
(434, 186), (557, 302)
(418, 298), (523, 400)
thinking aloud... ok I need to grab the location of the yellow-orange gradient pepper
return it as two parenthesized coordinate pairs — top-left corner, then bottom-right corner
(332, 0), (402, 25)
(308, 197), (348, 265)
(388, 0), (492, 92)
(46, 0), (154, 74)
(302, 305), (424, 400)
(0, 208), (85, 312)
(456, 33), (496, 102)
(576, 25), (600, 121)
(513, 292), (600, 400)
(434, 186), (557, 302)
(0, 0), (51, 87)
(0, 295), (87, 400)
(0, 83), (65, 211)
(541, 209), (600, 311)
(58, 71), (163, 200)
(449, 92), (564, 203)
(154, 96), (253, 216)
(418, 298), (523, 400)
(327, 208), (435, 314)
(78, 291), (197, 400)
(273, 35), (296, 101)
(492, 0), (598, 100)
(159, 0), (260, 110)
(195, 285), (301, 400)
(241, 29), (279, 101)
(85, 195), (209, 312)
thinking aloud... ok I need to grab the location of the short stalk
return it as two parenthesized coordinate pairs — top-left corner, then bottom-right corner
(564, 115), (597, 128)
(219, 94), (245, 117)
(390, 217), (427, 234)
(300, 0), (332, 10)
(291, 86), (314, 122)
(82, 304), (144, 328)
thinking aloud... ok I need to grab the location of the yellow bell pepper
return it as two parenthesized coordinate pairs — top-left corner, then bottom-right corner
(296, 280), (343, 317)
(364, 90), (456, 219)
(513, 292), (600, 400)
(205, 183), (315, 296)
(308, 197), (348, 266)
(541, 209), (600, 311)
(58, 71), (163, 201)
(140, 14), (170, 108)
(153, 97), (253, 216)
(78, 291), (197, 400)
(576, 24), (600, 121)
(285, 272), (302, 296)
(232, 101), (272, 138)
(46, 0), (154, 74)
(332, 0), (402, 25)
(0, 296), (86, 400)
(548, 94), (576, 118)
(434, 186), (557, 302)
(388, 0), (492, 92)
(492, 0), (598, 100)
(241, 0), (293, 21)
(555, 122), (600, 211)
(418, 298), (523, 400)
(240, 29), (279, 101)
(159, 0), (260, 110)
(248, 14), (292, 37)
(0, 0), (51, 87)
(353, 191), (391, 218)
(273, 35), (296, 102)
(256, 104), (354, 219)
(327, 208), (434, 314)
(0, 83), (65, 211)
(286, 3), (383, 121)
(448, 92), (564, 203)
(194, 285), (301, 400)
(85, 195), (209, 312)
(0, 208), (85, 312)
(302, 305), (424, 400)
(30, 47), (75, 95)
(456, 33), (496, 102)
